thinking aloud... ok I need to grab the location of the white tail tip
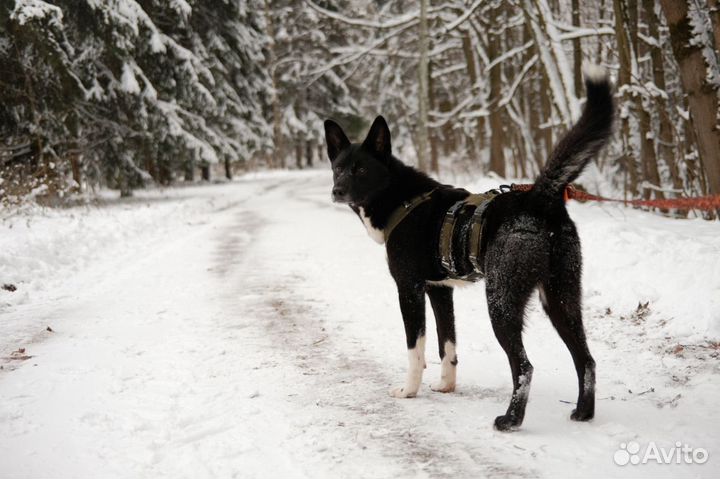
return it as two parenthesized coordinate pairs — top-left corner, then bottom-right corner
(582, 62), (608, 83)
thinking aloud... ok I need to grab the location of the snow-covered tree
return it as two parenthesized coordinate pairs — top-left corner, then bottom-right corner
(307, 0), (719, 216)
(2, 0), (719, 217)
(265, 0), (360, 169)
(1, 0), (271, 199)
(0, 0), (85, 199)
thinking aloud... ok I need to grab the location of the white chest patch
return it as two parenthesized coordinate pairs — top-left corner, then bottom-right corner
(358, 207), (385, 244)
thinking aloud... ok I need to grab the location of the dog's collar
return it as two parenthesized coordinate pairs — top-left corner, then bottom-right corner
(383, 187), (440, 243)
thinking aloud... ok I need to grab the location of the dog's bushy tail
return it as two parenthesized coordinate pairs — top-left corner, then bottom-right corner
(533, 64), (614, 198)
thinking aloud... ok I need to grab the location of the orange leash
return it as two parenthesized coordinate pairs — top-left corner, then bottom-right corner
(509, 184), (720, 212)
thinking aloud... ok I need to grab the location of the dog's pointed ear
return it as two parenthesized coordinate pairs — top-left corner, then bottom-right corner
(362, 115), (391, 158)
(324, 119), (350, 162)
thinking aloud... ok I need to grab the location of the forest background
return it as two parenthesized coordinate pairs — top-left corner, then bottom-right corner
(1, 0), (718, 218)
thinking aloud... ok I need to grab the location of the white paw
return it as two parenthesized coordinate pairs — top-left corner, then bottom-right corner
(389, 387), (417, 398)
(430, 382), (456, 393)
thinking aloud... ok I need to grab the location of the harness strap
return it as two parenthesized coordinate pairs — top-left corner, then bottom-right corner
(383, 187), (440, 243)
(468, 199), (492, 274)
(439, 192), (498, 278)
(439, 200), (465, 274)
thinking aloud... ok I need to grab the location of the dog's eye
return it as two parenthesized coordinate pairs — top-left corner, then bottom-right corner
(357, 167), (367, 175)
(334, 166), (342, 175)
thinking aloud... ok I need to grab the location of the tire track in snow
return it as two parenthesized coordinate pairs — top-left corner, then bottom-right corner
(0, 178), (287, 360)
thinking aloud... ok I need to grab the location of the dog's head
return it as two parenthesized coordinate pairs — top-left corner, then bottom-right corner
(323, 116), (393, 206)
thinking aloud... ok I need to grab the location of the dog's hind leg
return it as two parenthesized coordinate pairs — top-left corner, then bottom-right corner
(540, 232), (596, 421)
(486, 264), (537, 431)
(389, 282), (427, 398)
(427, 285), (457, 393)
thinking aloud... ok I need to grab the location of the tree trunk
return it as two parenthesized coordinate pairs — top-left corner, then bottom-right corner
(516, 19), (535, 176)
(428, 58), (439, 173)
(488, 5), (506, 177)
(635, 0), (664, 204)
(613, 0), (639, 197)
(596, 0), (606, 59)
(225, 157), (232, 180)
(539, 70), (554, 162)
(524, 6), (554, 164)
(638, 106), (664, 201)
(184, 160), (194, 182)
(644, 0), (683, 196)
(571, 0), (583, 96)
(295, 140), (303, 169)
(201, 163), (210, 181)
(265, 0), (283, 169)
(513, 133), (528, 178)
(461, 30), (483, 155)
(660, 0), (720, 201)
(144, 155), (157, 184)
(528, 80), (545, 173)
(305, 139), (314, 167)
(708, 0), (720, 51)
(528, 0), (577, 124)
(69, 143), (82, 193)
(416, 0), (430, 172)
(119, 159), (133, 198)
(440, 98), (455, 156)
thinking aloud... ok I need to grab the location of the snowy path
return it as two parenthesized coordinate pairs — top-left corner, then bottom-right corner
(1, 171), (718, 478)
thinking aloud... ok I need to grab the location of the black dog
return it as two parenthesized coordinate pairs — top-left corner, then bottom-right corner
(324, 65), (613, 431)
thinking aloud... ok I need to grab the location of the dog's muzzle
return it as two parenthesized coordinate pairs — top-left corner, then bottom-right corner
(332, 186), (351, 203)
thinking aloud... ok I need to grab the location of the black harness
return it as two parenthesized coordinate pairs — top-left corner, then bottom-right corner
(437, 190), (499, 280)
(384, 186), (503, 281)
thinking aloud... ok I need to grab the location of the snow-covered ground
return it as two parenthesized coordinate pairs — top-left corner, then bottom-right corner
(1, 170), (718, 478)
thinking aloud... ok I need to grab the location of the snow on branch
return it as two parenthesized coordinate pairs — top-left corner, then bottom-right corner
(498, 54), (539, 108)
(436, 0), (485, 34)
(307, 21), (418, 82)
(331, 39), (461, 60)
(485, 40), (534, 72)
(558, 26), (615, 40)
(10, 0), (62, 26)
(304, 0), (419, 29)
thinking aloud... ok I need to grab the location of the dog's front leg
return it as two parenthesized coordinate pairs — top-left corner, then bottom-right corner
(427, 285), (457, 392)
(389, 282), (426, 398)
